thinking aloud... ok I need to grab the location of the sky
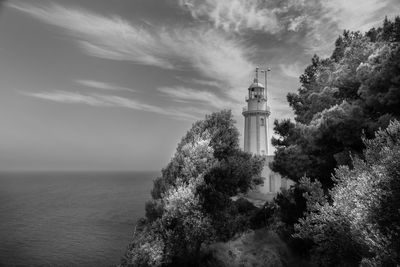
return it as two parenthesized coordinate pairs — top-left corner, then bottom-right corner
(0, 0), (399, 171)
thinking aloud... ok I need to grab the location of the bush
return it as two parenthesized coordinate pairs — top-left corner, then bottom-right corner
(270, 187), (312, 258)
(295, 120), (400, 266)
(122, 110), (265, 266)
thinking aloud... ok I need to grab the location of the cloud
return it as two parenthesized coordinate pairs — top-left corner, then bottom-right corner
(76, 80), (136, 92)
(176, 0), (332, 56)
(9, 1), (175, 69)
(177, 0), (399, 56)
(323, 0), (393, 31)
(287, 15), (308, 32)
(279, 62), (303, 78)
(178, 0), (321, 34)
(158, 86), (230, 108)
(175, 76), (222, 89)
(293, 0), (400, 55)
(12, 0), (396, 124)
(190, 79), (221, 88)
(179, 0), (395, 33)
(9, 2), (254, 91)
(9, 1), (258, 123)
(21, 90), (107, 106)
(19, 90), (202, 120)
(178, 0), (281, 33)
(158, 27), (254, 89)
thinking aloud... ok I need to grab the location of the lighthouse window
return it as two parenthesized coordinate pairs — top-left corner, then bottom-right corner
(260, 118), (265, 126)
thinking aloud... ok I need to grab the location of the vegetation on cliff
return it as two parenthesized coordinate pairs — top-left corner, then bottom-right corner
(295, 120), (400, 266)
(121, 110), (265, 266)
(272, 16), (400, 189)
(270, 16), (400, 266)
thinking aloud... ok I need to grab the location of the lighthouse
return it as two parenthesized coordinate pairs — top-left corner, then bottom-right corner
(243, 68), (293, 197)
(242, 67), (270, 156)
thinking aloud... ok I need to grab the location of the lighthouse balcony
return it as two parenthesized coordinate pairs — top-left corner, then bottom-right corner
(245, 95), (267, 101)
(242, 106), (270, 113)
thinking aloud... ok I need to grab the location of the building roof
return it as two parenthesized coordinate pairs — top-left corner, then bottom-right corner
(248, 81), (264, 89)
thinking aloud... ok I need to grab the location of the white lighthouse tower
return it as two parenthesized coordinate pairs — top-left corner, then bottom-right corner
(242, 67), (270, 155)
(243, 68), (293, 198)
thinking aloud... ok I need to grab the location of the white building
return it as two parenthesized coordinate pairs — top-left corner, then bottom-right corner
(242, 68), (293, 199)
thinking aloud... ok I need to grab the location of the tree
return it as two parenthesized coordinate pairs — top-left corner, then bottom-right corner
(269, 18), (400, 264)
(382, 16), (394, 41)
(295, 120), (400, 266)
(272, 17), (400, 189)
(160, 176), (214, 264)
(394, 16), (400, 42)
(122, 110), (265, 266)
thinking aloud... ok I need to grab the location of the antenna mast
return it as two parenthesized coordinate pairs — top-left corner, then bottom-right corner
(261, 68), (271, 98)
(255, 67), (259, 82)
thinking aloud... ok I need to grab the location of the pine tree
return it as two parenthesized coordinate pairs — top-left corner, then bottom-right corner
(382, 16), (394, 41)
(393, 16), (400, 42)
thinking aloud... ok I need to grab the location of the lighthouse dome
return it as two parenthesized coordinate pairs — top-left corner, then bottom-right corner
(248, 81), (264, 89)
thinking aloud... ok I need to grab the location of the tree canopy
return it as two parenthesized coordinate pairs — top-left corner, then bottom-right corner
(295, 120), (400, 266)
(272, 16), (400, 189)
(269, 16), (400, 266)
(122, 110), (264, 266)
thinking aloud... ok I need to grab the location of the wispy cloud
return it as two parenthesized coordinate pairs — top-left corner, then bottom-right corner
(19, 90), (201, 120)
(190, 79), (221, 88)
(176, 0), (331, 56)
(323, 0), (393, 31)
(175, 76), (222, 89)
(159, 27), (254, 89)
(11, 0), (396, 124)
(21, 90), (108, 106)
(9, 2), (254, 91)
(178, 0), (319, 34)
(299, 0), (398, 56)
(158, 86), (231, 108)
(9, 1), (174, 69)
(76, 79), (136, 92)
(178, 0), (399, 56)
(178, 0), (281, 33)
(279, 62), (303, 79)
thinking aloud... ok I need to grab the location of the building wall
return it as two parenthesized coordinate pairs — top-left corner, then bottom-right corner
(248, 99), (267, 110)
(257, 156), (295, 194)
(249, 116), (257, 153)
(259, 116), (268, 155)
(245, 115), (268, 155)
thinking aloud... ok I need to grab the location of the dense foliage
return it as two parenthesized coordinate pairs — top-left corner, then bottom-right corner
(272, 16), (400, 189)
(121, 110), (265, 267)
(295, 120), (400, 266)
(269, 16), (400, 266)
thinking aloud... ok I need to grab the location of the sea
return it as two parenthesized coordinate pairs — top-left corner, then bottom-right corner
(0, 171), (157, 267)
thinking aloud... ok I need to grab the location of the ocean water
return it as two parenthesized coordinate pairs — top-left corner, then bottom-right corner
(0, 171), (157, 267)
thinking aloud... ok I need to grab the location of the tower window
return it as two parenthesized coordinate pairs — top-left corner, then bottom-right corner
(260, 118), (265, 126)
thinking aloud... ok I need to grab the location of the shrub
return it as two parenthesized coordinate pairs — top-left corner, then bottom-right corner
(295, 120), (400, 266)
(122, 110), (265, 266)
